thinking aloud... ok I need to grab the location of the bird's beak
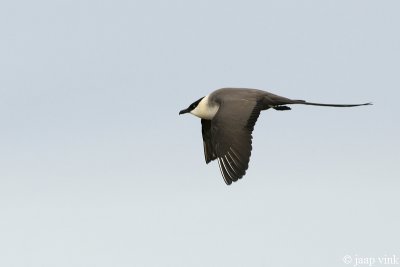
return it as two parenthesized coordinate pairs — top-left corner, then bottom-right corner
(179, 108), (189, 115)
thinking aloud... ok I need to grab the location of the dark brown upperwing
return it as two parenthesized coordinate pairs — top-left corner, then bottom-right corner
(201, 119), (217, 164)
(210, 99), (263, 185)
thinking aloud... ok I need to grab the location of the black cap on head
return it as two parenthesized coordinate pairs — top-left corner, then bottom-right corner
(179, 97), (204, 115)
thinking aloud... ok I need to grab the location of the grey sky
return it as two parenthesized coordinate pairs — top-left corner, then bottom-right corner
(0, 0), (399, 266)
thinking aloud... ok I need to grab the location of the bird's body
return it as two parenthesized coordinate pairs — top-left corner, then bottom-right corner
(179, 88), (371, 185)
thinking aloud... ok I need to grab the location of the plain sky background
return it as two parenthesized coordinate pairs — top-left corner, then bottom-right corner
(0, 0), (399, 266)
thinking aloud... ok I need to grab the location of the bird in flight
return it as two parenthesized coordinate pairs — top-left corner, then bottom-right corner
(179, 88), (371, 185)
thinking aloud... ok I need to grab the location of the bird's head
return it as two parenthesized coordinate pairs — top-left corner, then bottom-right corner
(179, 97), (204, 115)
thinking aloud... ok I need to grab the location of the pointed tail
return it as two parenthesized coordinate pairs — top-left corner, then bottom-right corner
(293, 100), (372, 107)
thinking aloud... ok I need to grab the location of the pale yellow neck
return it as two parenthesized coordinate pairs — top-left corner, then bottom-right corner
(190, 95), (219, 120)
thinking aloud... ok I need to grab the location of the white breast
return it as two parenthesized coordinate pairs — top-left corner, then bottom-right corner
(190, 95), (219, 120)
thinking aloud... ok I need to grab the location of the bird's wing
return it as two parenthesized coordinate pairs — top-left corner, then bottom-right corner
(207, 99), (263, 185)
(201, 119), (217, 163)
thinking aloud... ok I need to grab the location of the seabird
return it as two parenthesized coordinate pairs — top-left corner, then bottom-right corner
(179, 88), (371, 185)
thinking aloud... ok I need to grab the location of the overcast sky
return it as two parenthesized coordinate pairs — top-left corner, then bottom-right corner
(0, 0), (399, 266)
